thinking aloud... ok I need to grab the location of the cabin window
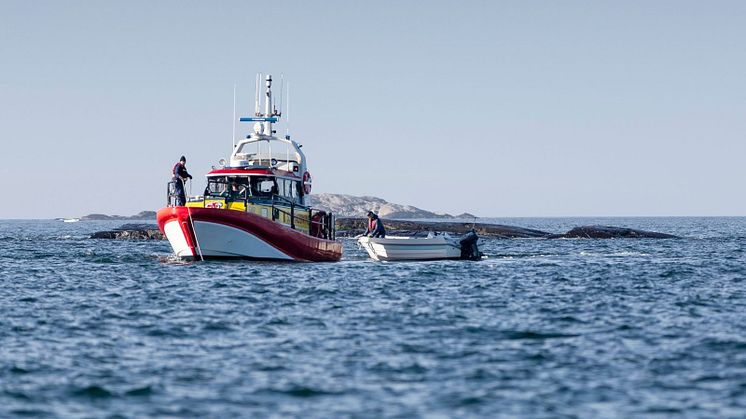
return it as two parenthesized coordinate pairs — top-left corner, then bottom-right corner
(206, 177), (229, 196)
(250, 176), (276, 197)
(291, 180), (300, 200)
(277, 178), (286, 199)
(227, 177), (250, 199)
(259, 180), (274, 193)
(285, 179), (294, 199)
(275, 178), (302, 204)
(206, 176), (252, 200)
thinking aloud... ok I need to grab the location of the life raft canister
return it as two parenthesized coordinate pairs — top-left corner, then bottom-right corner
(303, 171), (312, 194)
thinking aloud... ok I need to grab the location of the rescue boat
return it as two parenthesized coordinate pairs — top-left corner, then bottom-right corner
(157, 75), (342, 262)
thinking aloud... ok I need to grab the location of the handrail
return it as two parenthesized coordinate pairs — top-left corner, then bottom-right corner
(166, 181), (178, 206)
(273, 205), (311, 224)
(270, 202), (334, 240)
(165, 180), (335, 240)
(270, 193), (303, 208)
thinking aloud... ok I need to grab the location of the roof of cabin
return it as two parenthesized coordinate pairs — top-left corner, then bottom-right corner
(206, 168), (300, 178)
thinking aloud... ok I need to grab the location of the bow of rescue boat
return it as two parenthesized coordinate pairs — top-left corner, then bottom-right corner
(157, 206), (342, 262)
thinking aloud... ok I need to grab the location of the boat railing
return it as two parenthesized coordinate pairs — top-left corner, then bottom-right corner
(166, 181), (178, 206)
(270, 195), (336, 240)
(164, 180), (335, 240)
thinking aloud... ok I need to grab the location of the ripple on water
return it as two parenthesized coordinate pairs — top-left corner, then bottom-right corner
(2, 219), (746, 417)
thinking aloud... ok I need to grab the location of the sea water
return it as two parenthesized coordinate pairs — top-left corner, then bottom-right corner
(1, 218), (745, 418)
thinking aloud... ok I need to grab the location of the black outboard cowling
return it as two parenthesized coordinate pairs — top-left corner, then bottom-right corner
(459, 230), (481, 260)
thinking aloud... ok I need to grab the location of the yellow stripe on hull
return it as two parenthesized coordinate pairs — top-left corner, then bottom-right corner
(185, 199), (310, 234)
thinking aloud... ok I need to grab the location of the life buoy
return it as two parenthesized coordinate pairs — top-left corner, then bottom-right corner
(302, 171), (312, 194)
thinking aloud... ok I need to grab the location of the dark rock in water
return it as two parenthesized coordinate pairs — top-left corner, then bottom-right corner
(549, 225), (678, 239)
(91, 223), (163, 240)
(115, 223), (158, 231)
(337, 219), (677, 240)
(90, 220), (676, 241)
(335, 218), (549, 238)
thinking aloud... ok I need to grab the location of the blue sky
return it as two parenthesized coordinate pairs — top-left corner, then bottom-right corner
(1, 1), (745, 218)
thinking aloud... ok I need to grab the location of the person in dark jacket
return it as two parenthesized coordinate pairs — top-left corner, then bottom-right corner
(364, 210), (386, 238)
(172, 156), (193, 206)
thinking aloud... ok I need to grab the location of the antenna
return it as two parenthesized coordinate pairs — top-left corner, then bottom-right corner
(232, 83), (237, 149)
(264, 74), (273, 135)
(285, 81), (291, 139)
(278, 74), (284, 117)
(254, 73), (261, 116)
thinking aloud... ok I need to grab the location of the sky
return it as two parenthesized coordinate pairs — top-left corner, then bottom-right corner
(1, 0), (745, 218)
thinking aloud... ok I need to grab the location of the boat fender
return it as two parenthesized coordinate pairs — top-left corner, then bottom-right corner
(303, 171), (313, 194)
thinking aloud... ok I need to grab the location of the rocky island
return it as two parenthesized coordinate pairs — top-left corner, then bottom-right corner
(82, 194), (677, 240)
(81, 211), (156, 221)
(334, 218), (677, 239)
(310, 194), (476, 219)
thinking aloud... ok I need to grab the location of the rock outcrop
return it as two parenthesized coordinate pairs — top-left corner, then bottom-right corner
(90, 223), (163, 240)
(91, 221), (677, 241)
(336, 219), (677, 239)
(311, 194), (475, 219)
(79, 194), (473, 221)
(91, 220), (678, 241)
(548, 226), (678, 239)
(336, 218), (548, 238)
(82, 211), (156, 221)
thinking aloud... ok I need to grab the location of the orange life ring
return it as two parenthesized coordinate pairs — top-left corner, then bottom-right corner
(302, 171), (312, 194)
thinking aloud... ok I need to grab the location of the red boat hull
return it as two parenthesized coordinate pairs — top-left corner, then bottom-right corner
(157, 206), (343, 262)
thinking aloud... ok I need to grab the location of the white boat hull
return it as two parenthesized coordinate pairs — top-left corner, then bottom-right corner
(358, 236), (463, 261)
(163, 220), (195, 259)
(163, 219), (293, 260)
(192, 221), (294, 260)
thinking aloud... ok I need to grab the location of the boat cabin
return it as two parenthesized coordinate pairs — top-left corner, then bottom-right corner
(168, 136), (331, 239)
(202, 169), (302, 205)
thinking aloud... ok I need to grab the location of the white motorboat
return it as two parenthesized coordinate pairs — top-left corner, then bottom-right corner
(358, 231), (480, 261)
(62, 218), (80, 223)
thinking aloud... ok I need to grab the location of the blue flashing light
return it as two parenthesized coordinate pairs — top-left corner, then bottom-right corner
(239, 117), (278, 122)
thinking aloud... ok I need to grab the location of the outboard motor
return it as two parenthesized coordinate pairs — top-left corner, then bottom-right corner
(459, 230), (481, 260)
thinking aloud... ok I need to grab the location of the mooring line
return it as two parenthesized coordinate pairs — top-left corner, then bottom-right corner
(186, 205), (204, 261)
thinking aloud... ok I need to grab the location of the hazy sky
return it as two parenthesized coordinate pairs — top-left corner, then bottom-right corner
(1, 1), (745, 218)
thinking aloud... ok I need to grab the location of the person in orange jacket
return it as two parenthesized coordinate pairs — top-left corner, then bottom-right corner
(364, 210), (386, 238)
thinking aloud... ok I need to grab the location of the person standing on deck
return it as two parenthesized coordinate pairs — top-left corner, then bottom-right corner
(365, 210), (386, 238)
(172, 156), (193, 206)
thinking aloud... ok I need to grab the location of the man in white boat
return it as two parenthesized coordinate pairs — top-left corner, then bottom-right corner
(172, 156), (193, 206)
(364, 210), (386, 238)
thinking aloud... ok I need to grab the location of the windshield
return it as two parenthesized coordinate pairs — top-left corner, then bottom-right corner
(205, 176), (252, 200)
(250, 176), (276, 197)
(204, 175), (301, 204)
